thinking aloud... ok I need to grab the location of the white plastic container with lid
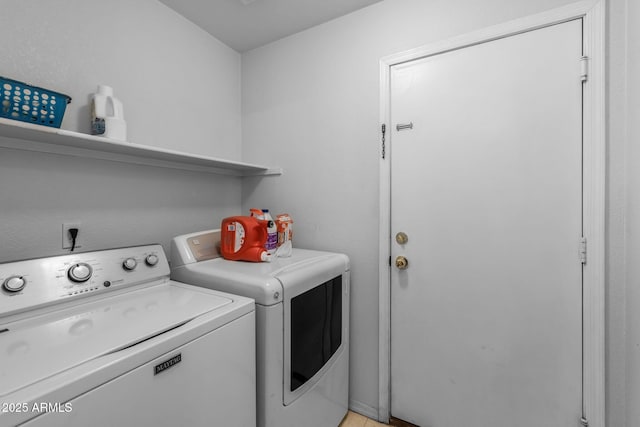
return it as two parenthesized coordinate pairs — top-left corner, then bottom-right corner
(91, 85), (127, 141)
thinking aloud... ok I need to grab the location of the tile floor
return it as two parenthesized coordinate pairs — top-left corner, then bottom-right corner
(339, 411), (389, 427)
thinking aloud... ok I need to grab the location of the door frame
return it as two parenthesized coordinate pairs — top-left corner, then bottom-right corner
(377, 0), (605, 425)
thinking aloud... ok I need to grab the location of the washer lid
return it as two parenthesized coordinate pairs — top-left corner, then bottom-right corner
(0, 282), (231, 397)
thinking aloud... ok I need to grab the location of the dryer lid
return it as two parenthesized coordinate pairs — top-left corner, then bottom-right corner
(0, 283), (231, 397)
(171, 248), (349, 306)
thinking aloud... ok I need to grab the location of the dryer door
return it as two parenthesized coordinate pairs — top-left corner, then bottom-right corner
(280, 255), (349, 405)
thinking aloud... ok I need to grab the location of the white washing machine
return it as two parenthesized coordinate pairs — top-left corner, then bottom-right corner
(0, 244), (255, 427)
(170, 230), (350, 427)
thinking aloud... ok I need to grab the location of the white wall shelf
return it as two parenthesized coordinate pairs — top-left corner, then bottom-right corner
(0, 118), (282, 176)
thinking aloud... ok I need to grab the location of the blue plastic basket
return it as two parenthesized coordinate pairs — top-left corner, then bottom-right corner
(0, 76), (71, 128)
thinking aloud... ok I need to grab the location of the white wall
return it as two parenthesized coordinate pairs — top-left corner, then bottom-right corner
(241, 0), (630, 424)
(0, 0), (241, 159)
(0, 0), (243, 262)
(607, 0), (629, 425)
(625, 0), (640, 423)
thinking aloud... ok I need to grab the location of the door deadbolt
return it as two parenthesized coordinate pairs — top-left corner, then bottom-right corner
(395, 232), (408, 245)
(395, 256), (409, 270)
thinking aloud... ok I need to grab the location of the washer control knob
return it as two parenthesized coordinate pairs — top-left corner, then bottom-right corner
(68, 263), (93, 283)
(145, 254), (159, 267)
(3, 275), (26, 293)
(122, 258), (138, 271)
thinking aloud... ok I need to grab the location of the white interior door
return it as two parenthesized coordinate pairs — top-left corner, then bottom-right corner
(390, 20), (583, 427)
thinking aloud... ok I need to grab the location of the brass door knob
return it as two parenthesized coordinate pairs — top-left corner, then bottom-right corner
(395, 232), (409, 245)
(395, 256), (409, 270)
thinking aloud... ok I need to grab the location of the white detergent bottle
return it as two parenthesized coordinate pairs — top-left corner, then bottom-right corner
(91, 85), (127, 141)
(262, 209), (278, 256)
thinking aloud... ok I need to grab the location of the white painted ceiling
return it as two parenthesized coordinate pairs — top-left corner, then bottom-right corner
(158, 0), (383, 52)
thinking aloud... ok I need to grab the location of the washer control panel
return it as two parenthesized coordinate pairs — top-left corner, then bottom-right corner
(0, 244), (168, 318)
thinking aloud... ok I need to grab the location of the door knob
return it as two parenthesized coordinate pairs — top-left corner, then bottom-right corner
(395, 256), (409, 270)
(395, 232), (408, 245)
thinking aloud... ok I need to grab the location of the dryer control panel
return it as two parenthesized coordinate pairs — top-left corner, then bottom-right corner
(0, 244), (169, 319)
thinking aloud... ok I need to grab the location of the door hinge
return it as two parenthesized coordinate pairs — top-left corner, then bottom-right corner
(579, 237), (587, 264)
(580, 56), (589, 82)
(381, 124), (387, 159)
(580, 416), (589, 427)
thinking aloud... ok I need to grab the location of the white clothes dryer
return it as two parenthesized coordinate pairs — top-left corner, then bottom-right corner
(0, 244), (255, 427)
(170, 230), (350, 427)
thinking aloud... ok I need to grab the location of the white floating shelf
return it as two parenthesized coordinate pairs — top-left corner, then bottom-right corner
(0, 118), (282, 176)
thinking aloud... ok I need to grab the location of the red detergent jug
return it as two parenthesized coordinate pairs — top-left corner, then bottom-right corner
(220, 216), (272, 262)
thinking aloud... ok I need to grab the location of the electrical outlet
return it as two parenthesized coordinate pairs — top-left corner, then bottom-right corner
(62, 222), (81, 250)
